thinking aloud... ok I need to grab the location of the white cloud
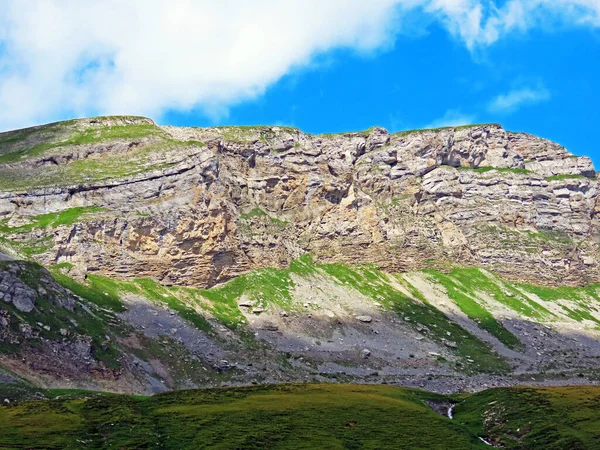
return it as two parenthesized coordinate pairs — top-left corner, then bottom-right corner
(488, 85), (551, 114)
(425, 109), (476, 128)
(0, 0), (599, 130)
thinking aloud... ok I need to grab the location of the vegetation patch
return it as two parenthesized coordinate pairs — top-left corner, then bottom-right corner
(0, 122), (165, 164)
(316, 262), (510, 373)
(240, 207), (267, 220)
(0, 118), (206, 191)
(393, 123), (500, 137)
(454, 386), (600, 449)
(0, 207), (104, 234)
(197, 266), (296, 328)
(0, 262), (127, 368)
(517, 281), (600, 325)
(430, 268), (551, 319)
(456, 166), (531, 175)
(545, 174), (588, 182)
(424, 270), (522, 349)
(2, 383), (598, 449)
(0, 383), (484, 449)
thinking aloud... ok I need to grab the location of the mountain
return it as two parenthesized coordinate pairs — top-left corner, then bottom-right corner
(0, 116), (599, 396)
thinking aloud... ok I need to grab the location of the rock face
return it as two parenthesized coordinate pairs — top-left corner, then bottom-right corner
(0, 262), (76, 313)
(0, 271), (36, 312)
(0, 118), (598, 287)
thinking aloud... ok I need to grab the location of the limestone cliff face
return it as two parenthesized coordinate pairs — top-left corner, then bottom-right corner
(0, 118), (597, 287)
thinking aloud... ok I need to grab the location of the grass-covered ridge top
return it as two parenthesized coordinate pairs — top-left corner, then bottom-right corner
(0, 116), (161, 164)
(393, 123), (502, 137)
(0, 116), (208, 190)
(318, 123), (502, 138)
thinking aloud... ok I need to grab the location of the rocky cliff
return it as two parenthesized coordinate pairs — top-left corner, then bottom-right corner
(0, 117), (599, 393)
(0, 117), (597, 287)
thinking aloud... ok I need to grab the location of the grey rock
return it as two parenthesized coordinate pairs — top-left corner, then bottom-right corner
(0, 119), (598, 291)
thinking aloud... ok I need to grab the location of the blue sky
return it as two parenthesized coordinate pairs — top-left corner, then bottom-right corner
(1, 1), (599, 165)
(168, 22), (600, 165)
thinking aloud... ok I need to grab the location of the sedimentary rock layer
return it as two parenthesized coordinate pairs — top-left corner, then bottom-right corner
(0, 118), (597, 287)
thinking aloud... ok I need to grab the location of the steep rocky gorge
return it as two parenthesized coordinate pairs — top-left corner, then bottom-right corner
(0, 116), (599, 393)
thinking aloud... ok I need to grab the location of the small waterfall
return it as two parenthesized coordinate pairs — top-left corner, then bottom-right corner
(478, 437), (493, 446)
(447, 405), (455, 419)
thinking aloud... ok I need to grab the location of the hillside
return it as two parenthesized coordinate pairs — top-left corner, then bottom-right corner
(0, 383), (598, 449)
(0, 116), (599, 394)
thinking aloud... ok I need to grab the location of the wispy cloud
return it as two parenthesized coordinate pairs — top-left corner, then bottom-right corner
(488, 85), (551, 114)
(0, 1), (598, 129)
(425, 109), (476, 129)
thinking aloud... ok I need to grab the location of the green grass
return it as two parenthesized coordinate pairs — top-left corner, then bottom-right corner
(0, 207), (104, 234)
(393, 123), (500, 137)
(454, 386), (600, 449)
(50, 271), (127, 313)
(51, 268), (214, 334)
(517, 282), (600, 325)
(478, 224), (574, 249)
(0, 120), (164, 164)
(0, 139), (197, 191)
(239, 207), (289, 228)
(545, 174), (588, 182)
(430, 268), (551, 319)
(316, 262), (510, 373)
(424, 270), (522, 349)
(186, 254), (510, 373)
(0, 383), (488, 449)
(1, 383), (598, 449)
(0, 261), (127, 368)
(197, 266), (296, 328)
(131, 278), (213, 334)
(215, 125), (297, 143)
(0, 117), (206, 191)
(240, 207), (268, 220)
(456, 166), (531, 175)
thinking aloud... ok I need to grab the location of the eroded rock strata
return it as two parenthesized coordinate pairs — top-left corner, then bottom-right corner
(0, 118), (597, 287)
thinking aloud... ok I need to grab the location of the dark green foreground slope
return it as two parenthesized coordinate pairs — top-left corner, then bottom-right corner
(0, 383), (599, 449)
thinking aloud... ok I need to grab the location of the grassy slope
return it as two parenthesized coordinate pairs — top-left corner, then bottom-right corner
(0, 206), (104, 234)
(454, 385), (600, 449)
(0, 383), (484, 449)
(0, 383), (598, 449)
(0, 118), (205, 191)
(0, 118), (161, 164)
(3, 253), (600, 381)
(0, 261), (127, 367)
(37, 256), (600, 375)
(0, 207), (108, 259)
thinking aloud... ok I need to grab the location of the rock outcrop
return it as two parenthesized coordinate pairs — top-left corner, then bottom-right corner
(0, 118), (597, 288)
